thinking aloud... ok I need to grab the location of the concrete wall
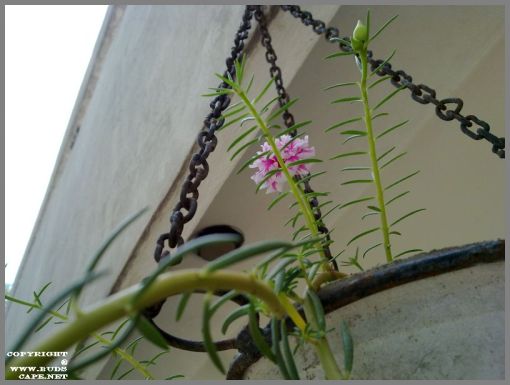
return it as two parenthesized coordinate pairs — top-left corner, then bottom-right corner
(6, 5), (504, 380)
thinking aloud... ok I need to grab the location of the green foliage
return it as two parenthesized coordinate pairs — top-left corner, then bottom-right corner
(324, 10), (424, 269)
(5, 210), (185, 380)
(202, 293), (226, 374)
(6, 11), (437, 381)
(339, 320), (354, 378)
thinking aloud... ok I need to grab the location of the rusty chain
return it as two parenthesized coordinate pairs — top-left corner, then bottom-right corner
(142, 6), (256, 351)
(253, 6), (338, 271)
(280, 5), (505, 159)
(153, 6), (256, 264)
(145, 4), (504, 352)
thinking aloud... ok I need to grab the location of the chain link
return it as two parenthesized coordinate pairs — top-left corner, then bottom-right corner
(280, 5), (505, 159)
(153, 6), (256, 264)
(254, 6), (338, 271)
(143, 6), (257, 340)
(145, 4), (505, 349)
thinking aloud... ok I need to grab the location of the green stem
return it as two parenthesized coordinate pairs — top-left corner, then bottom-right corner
(5, 269), (292, 379)
(303, 296), (343, 380)
(5, 295), (155, 380)
(236, 82), (343, 379)
(358, 50), (393, 262)
(92, 333), (154, 380)
(238, 90), (332, 273)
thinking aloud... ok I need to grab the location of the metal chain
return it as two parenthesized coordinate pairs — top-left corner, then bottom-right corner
(142, 6), (256, 349)
(144, 3), (506, 352)
(153, 6), (256, 264)
(253, 6), (338, 271)
(280, 5), (505, 159)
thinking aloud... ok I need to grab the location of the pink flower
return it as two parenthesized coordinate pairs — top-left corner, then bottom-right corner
(249, 135), (315, 193)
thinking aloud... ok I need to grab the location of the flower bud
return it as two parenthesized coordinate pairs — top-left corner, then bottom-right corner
(352, 20), (368, 44)
(351, 38), (363, 51)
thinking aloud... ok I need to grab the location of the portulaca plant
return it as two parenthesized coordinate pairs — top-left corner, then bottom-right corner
(6, 12), (419, 380)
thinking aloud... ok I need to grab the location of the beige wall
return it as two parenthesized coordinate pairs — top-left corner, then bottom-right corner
(6, 5), (504, 380)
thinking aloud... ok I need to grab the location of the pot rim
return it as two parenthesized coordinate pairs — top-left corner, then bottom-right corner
(226, 239), (505, 380)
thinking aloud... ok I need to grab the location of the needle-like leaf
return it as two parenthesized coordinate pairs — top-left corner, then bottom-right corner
(372, 112), (389, 120)
(237, 150), (270, 174)
(109, 358), (123, 380)
(268, 98), (299, 122)
(341, 179), (373, 186)
(377, 120), (409, 139)
(347, 227), (379, 246)
(229, 138), (260, 161)
(325, 51), (354, 59)
(245, 74), (255, 95)
(205, 240), (293, 272)
(255, 168), (282, 193)
(227, 125), (258, 152)
(338, 196), (374, 210)
(253, 77), (276, 104)
(307, 291), (326, 332)
(176, 292), (192, 322)
(34, 316), (53, 333)
(135, 315), (169, 350)
(325, 117), (362, 132)
(323, 81), (357, 91)
(260, 96), (280, 114)
(221, 105), (246, 120)
(390, 208), (426, 227)
(248, 301), (277, 363)
(330, 151), (367, 160)
(385, 170), (420, 190)
(394, 248), (423, 259)
(340, 320), (354, 377)
(210, 290), (239, 314)
(266, 257), (295, 280)
(343, 134), (365, 144)
(271, 318), (291, 380)
(380, 151), (407, 169)
(329, 36), (352, 46)
(201, 89), (233, 97)
(377, 146), (396, 162)
(341, 166), (370, 172)
(116, 368), (135, 380)
(296, 171), (326, 185)
(221, 305), (250, 335)
(361, 211), (379, 220)
(368, 75), (392, 90)
(218, 112), (251, 131)
(332, 96), (362, 104)
(215, 73), (237, 90)
(268, 192), (289, 211)
(366, 9), (371, 37)
(370, 49), (397, 78)
(287, 158), (323, 168)
(126, 337), (143, 356)
(386, 190), (410, 206)
(34, 282), (52, 305)
(321, 203), (342, 220)
(340, 129), (367, 136)
(203, 295), (225, 374)
(373, 85), (406, 111)
(369, 14), (399, 43)
(363, 243), (382, 259)
(281, 120), (313, 135)
(280, 320), (300, 379)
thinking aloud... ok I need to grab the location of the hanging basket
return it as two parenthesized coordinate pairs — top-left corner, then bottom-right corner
(227, 239), (505, 380)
